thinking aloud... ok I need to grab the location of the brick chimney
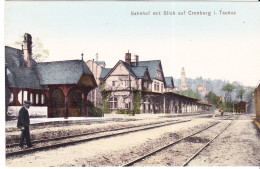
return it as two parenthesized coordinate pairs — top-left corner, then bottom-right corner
(125, 51), (131, 65)
(23, 33), (32, 68)
(135, 55), (139, 66)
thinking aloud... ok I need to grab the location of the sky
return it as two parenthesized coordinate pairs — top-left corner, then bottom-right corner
(3, 1), (260, 87)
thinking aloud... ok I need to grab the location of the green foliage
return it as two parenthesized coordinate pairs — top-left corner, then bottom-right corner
(100, 80), (111, 114)
(236, 88), (246, 101)
(14, 35), (49, 62)
(86, 100), (103, 117)
(223, 101), (234, 112)
(181, 89), (201, 100)
(246, 87), (255, 102)
(117, 109), (132, 115)
(133, 89), (142, 115)
(221, 83), (236, 93)
(205, 91), (221, 108)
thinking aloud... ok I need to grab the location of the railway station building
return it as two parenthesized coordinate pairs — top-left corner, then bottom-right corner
(5, 33), (97, 118)
(96, 51), (212, 114)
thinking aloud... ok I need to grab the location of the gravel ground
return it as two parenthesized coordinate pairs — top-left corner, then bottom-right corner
(6, 114), (258, 167)
(133, 120), (231, 166)
(6, 118), (215, 167)
(6, 118), (173, 145)
(187, 114), (260, 166)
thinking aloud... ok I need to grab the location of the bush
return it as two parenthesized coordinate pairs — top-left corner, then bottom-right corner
(117, 109), (132, 115)
(87, 100), (103, 117)
(223, 101), (234, 112)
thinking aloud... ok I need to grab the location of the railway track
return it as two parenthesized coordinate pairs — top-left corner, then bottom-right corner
(121, 114), (239, 167)
(5, 112), (218, 149)
(181, 114), (240, 166)
(6, 119), (192, 158)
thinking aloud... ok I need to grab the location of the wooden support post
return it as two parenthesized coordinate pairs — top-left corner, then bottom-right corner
(45, 88), (53, 118)
(83, 92), (88, 117)
(163, 95), (166, 114)
(60, 86), (73, 119)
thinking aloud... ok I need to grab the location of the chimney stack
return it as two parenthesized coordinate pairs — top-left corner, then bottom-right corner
(125, 51), (131, 65)
(135, 55), (139, 66)
(23, 33), (32, 68)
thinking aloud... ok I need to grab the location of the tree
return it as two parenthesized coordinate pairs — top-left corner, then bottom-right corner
(205, 91), (220, 108)
(237, 88), (246, 101)
(14, 36), (49, 62)
(221, 83), (236, 102)
(181, 89), (202, 100)
(222, 83), (236, 93)
(246, 87), (255, 102)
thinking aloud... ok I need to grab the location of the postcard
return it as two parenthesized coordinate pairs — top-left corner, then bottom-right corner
(2, 0), (260, 167)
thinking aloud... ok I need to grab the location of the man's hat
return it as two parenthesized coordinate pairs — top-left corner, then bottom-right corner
(24, 100), (31, 104)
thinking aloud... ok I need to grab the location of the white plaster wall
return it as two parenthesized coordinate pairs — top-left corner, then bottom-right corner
(7, 106), (48, 118)
(152, 79), (164, 92)
(86, 60), (102, 85)
(105, 62), (138, 90)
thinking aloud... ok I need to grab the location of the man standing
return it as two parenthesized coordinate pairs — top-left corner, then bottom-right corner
(17, 100), (32, 148)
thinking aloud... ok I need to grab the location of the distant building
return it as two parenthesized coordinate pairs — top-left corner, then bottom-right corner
(198, 85), (208, 96)
(234, 101), (247, 113)
(86, 59), (106, 108)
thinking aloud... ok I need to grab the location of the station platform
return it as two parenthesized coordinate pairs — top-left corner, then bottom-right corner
(5, 112), (213, 130)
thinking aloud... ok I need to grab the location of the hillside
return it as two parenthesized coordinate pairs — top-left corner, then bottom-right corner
(173, 77), (255, 103)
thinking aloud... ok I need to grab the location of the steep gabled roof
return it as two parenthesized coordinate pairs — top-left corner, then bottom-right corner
(94, 61), (106, 66)
(132, 60), (166, 85)
(103, 60), (152, 81)
(99, 68), (112, 80)
(165, 77), (174, 88)
(131, 66), (150, 79)
(35, 60), (93, 85)
(132, 60), (161, 79)
(7, 66), (44, 89)
(5, 46), (44, 89)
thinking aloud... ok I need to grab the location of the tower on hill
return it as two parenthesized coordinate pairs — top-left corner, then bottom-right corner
(181, 67), (188, 90)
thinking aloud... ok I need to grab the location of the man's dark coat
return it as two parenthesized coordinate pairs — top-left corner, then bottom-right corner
(17, 106), (30, 127)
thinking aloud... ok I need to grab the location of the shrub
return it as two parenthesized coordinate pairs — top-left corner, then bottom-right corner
(117, 109), (132, 115)
(87, 100), (103, 117)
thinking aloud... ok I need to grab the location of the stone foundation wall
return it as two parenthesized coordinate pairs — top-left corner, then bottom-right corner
(7, 106), (48, 119)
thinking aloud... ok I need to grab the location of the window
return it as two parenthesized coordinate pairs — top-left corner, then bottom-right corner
(112, 81), (116, 87)
(36, 94), (39, 104)
(125, 80), (129, 86)
(157, 83), (159, 91)
(154, 83), (156, 91)
(24, 91), (28, 101)
(41, 94), (45, 104)
(161, 84), (163, 92)
(125, 102), (131, 109)
(109, 97), (118, 109)
(18, 91), (22, 104)
(30, 93), (34, 104)
(9, 93), (13, 103)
